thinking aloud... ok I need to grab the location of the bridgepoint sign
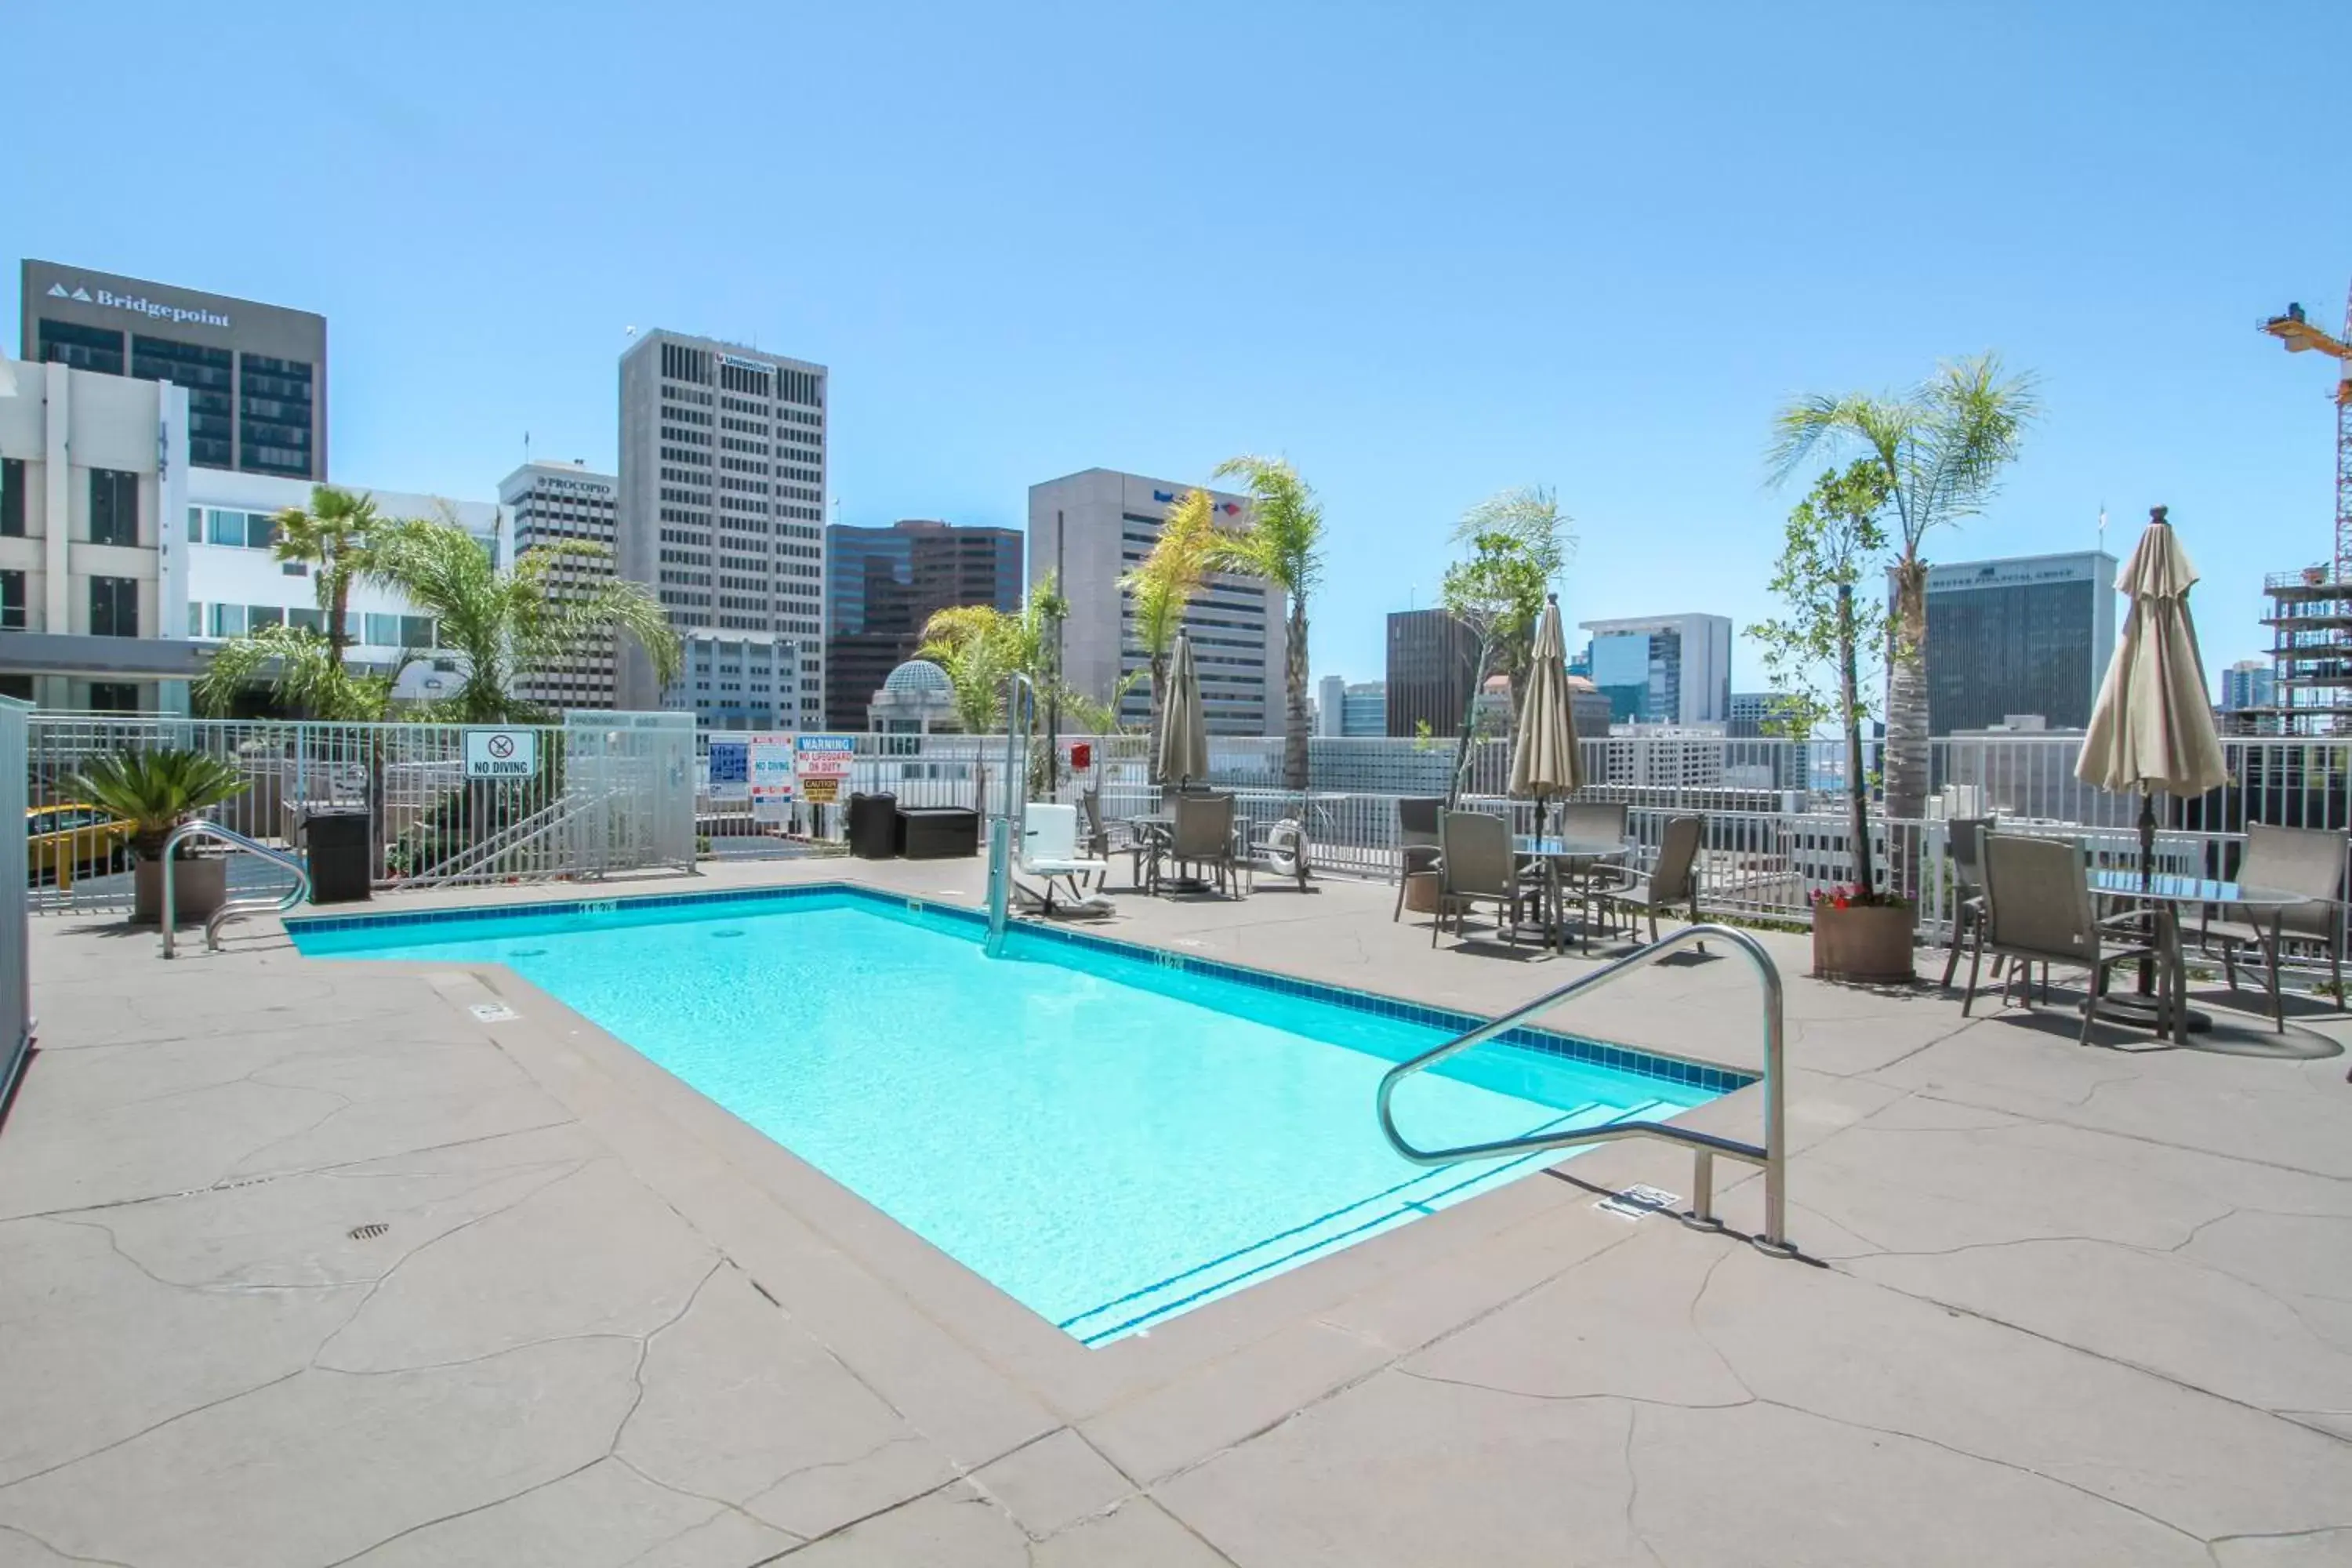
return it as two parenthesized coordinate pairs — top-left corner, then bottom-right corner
(44, 281), (230, 330)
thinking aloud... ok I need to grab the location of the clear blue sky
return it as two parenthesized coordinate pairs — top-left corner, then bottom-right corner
(10, 1), (2350, 697)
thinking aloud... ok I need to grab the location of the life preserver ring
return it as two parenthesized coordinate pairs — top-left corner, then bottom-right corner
(1265, 818), (1307, 878)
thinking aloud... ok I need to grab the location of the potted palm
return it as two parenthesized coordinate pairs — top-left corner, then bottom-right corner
(70, 750), (252, 925)
(1750, 461), (1915, 983)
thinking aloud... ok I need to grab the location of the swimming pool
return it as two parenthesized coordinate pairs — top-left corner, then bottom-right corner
(292, 888), (1741, 1344)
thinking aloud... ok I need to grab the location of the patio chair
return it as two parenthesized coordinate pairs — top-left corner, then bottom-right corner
(1965, 833), (2155, 1046)
(1587, 814), (1704, 947)
(1392, 796), (1444, 923)
(1014, 803), (1111, 916)
(1937, 815), (1995, 989)
(1432, 810), (1528, 947)
(2199, 822), (2348, 1030)
(1078, 789), (1145, 887)
(1167, 790), (1240, 897)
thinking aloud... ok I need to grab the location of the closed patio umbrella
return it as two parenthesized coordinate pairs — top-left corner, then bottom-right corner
(1157, 630), (1210, 788)
(2075, 506), (2228, 879)
(1509, 593), (1583, 828)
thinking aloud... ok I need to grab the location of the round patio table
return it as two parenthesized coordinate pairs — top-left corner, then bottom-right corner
(1512, 836), (1631, 952)
(2085, 871), (2310, 1043)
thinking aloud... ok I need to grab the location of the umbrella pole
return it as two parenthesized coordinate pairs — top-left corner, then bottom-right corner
(2137, 787), (2158, 998)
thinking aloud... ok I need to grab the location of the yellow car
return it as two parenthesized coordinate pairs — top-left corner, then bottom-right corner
(27, 804), (134, 886)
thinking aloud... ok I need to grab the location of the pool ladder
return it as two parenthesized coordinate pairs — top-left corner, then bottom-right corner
(1376, 923), (1795, 1256)
(158, 820), (313, 959)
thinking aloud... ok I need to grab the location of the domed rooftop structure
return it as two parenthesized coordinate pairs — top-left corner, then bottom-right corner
(882, 659), (952, 697)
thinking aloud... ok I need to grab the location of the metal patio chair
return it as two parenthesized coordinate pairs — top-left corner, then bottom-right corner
(1393, 796), (1444, 923)
(2199, 821), (2349, 1030)
(1432, 810), (1527, 947)
(1965, 833), (2155, 1046)
(1587, 813), (1704, 947)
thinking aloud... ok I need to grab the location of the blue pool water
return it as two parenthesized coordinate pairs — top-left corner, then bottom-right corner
(293, 891), (1727, 1344)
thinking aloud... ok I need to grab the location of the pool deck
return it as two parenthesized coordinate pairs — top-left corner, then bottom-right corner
(2, 856), (2349, 1566)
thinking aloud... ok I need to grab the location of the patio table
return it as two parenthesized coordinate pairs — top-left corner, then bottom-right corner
(2086, 872), (2309, 1044)
(1512, 836), (1630, 952)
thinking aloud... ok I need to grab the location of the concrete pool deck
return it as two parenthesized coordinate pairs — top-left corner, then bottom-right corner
(2, 856), (2349, 1566)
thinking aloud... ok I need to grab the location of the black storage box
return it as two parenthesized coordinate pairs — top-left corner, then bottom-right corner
(895, 806), (978, 859)
(848, 792), (899, 859)
(300, 804), (373, 904)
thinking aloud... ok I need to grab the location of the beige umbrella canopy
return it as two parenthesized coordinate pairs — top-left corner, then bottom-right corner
(2075, 506), (2228, 872)
(1156, 630), (1210, 787)
(1510, 594), (1584, 825)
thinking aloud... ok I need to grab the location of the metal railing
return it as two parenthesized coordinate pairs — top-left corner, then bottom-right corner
(158, 821), (312, 959)
(985, 673), (1036, 955)
(1375, 923), (1792, 1254)
(0, 698), (30, 1116)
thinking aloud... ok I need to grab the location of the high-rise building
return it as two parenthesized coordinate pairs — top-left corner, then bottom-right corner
(1578, 613), (1733, 726)
(22, 260), (327, 480)
(501, 462), (620, 711)
(1729, 691), (1791, 739)
(1027, 470), (1277, 735)
(1903, 551), (2118, 736)
(1342, 681), (1387, 736)
(1385, 609), (1481, 737)
(2220, 659), (2275, 715)
(664, 630), (799, 731)
(617, 332), (826, 720)
(0, 358), (197, 710)
(826, 519), (1021, 731)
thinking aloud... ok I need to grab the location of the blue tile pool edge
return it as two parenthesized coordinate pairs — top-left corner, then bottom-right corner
(285, 883), (1756, 1098)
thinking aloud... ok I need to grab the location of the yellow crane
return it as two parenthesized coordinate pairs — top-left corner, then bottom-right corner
(2261, 282), (2352, 580)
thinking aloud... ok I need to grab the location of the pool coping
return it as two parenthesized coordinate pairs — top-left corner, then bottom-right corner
(286, 881), (1756, 1097)
(284, 880), (1778, 1453)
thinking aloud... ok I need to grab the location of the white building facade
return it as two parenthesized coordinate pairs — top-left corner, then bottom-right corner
(501, 461), (619, 712)
(1579, 612), (1733, 727)
(663, 630), (800, 731)
(1028, 468), (1279, 736)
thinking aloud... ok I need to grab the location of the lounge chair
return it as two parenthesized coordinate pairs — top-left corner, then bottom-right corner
(1432, 811), (1527, 947)
(1166, 790), (1240, 897)
(1587, 814), (1704, 947)
(2199, 822), (2349, 1030)
(1937, 815), (1994, 989)
(1015, 803), (1111, 916)
(1965, 833), (2155, 1045)
(1393, 796), (1443, 923)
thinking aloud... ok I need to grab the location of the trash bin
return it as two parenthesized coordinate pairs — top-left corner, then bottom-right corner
(848, 792), (898, 859)
(301, 805), (373, 904)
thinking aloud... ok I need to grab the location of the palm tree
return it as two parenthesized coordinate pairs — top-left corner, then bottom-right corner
(371, 514), (680, 724)
(270, 485), (389, 671)
(1446, 485), (1573, 731)
(1768, 355), (2038, 826)
(193, 624), (413, 722)
(1119, 488), (1215, 760)
(1209, 456), (1325, 791)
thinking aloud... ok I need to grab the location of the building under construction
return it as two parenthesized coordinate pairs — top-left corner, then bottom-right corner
(2257, 288), (2352, 735)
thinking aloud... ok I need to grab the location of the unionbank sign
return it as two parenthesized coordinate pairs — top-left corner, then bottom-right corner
(44, 280), (230, 330)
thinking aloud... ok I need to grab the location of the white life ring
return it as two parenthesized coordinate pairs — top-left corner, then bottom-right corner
(1265, 818), (1306, 877)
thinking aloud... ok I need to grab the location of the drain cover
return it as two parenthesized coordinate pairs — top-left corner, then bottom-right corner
(1595, 1185), (1681, 1222)
(468, 1002), (519, 1023)
(347, 1222), (390, 1240)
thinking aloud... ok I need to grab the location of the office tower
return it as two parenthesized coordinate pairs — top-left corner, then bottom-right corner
(826, 519), (1021, 731)
(1341, 681), (1387, 736)
(0, 358), (195, 710)
(617, 332), (826, 720)
(1316, 675), (1345, 738)
(1385, 609), (1481, 737)
(1577, 613), (1733, 726)
(22, 259), (326, 479)
(1902, 551), (2118, 735)
(1729, 691), (1784, 739)
(500, 462), (620, 711)
(664, 630), (798, 730)
(2220, 659), (2275, 714)
(1027, 470), (1277, 736)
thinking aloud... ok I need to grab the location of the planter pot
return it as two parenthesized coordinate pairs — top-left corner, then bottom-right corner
(132, 855), (229, 927)
(1812, 901), (1916, 984)
(1403, 869), (1442, 914)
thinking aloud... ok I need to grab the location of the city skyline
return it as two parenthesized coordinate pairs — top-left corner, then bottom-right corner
(7, 3), (2347, 710)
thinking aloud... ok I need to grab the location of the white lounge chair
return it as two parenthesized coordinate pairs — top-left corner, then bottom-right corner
(1016, 803), (1112, 916)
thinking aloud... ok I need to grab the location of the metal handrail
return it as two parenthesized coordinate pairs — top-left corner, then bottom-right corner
(159, 820), (311, 959)
(1376, 922), (1794, 1255)
(985, 672), (1037, 955)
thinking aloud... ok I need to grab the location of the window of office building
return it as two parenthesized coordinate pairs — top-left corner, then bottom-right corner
(90, 576), (139, 638)
(238, 354), (314, 477)
(0, 458), (23, 538)
(198, 508), (278, 550)
(37, 319), (124, 375)
(0, 569), (24, 630)
(90, 470), (139, 546)
(132, 336), (236, 469)
(88, 682), (140, 713)
(361, 612), (436, 648)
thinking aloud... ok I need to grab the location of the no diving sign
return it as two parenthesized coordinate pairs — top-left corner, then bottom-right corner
(464, 728), (539, 779)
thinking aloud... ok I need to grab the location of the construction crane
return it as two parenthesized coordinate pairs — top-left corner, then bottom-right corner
(2260, 282), (2352, 581)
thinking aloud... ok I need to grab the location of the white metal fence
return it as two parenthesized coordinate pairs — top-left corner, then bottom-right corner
(0, 699), (30, 1107)
(25, 712), (697, 914)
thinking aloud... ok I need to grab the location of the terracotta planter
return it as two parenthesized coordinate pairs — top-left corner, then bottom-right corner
(132, 855), (229, 927)
(1811, 900), (1915, 984)
(1403, 870), (1441, 914)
